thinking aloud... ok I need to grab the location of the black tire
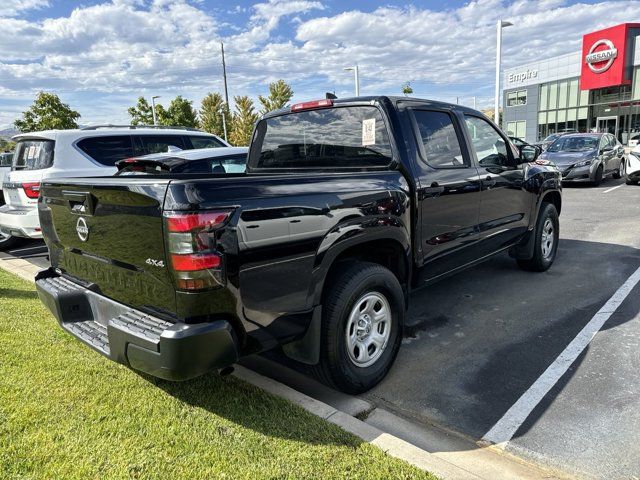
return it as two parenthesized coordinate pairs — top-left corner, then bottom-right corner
(314, 261), (404, 394)
(626, 176), (636, 186)
(0, 232), (19, 251)
(592, 165), (603, 186)
(517, 202), (559, 272)
(613, 160), (623, 179)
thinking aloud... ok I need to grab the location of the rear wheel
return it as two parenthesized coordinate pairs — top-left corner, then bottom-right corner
(0, 231), (19, 251)
(592, 165), (603, 186)
(517, 202), (559, 272)
(315, 261), (404, 394)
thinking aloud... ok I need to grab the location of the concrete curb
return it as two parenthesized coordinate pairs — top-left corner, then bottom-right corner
(0, 256), (563, 480)
(0, 251), (41, 283)
(233, 365), (477, 479)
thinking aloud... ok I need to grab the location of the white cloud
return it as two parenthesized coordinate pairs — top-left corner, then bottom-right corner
(0, 0), (49, 17)
(0, 0), (639, 126)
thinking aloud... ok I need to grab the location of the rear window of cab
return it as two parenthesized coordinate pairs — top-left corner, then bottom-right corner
(251, 106), (393, 170)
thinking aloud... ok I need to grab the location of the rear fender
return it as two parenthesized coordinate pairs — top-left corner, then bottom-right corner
(283, 219), (410, 365)
(309, 217), (411, 308)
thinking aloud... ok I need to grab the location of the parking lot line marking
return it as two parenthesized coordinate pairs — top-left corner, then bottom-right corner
(482, 264), (640, 446)
(603, 184), (624, 194)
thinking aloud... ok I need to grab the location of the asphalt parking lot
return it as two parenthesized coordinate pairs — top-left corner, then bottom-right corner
(368, 179), (640, 479)
(4, 178), (639, 479)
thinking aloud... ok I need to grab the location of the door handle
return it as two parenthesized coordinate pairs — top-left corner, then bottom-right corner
(483, 176), (497, 188)
(290, 219), (301, 223)
(422, 182), (445, 196)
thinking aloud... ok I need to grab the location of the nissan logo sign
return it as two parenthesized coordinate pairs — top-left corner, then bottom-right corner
(585, 39), (618, 73)
(76, 217), (89, 242)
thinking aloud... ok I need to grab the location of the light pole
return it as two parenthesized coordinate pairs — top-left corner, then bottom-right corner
(151, 95), (161, 126)
(345, 65), (360, 97)
(494, 20), (513, 128)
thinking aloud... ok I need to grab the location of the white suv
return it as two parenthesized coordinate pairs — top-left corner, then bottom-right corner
(0, 126), (228, 249)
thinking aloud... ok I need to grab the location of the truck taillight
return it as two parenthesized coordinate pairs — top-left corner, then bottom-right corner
(164, 210), (233, 291)
(291, 99), (333, 112)
(22, 182), (40, 199)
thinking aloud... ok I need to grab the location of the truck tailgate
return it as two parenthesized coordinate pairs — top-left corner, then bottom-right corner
(38, 177), (176, 317)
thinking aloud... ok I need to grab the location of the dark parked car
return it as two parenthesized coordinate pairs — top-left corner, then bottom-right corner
(35, 96), (562, 393)
(115, 147), (248, 175)
(538, 133), (625, 186)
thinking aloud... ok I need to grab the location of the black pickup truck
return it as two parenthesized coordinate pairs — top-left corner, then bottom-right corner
(35, 96), (562, 393)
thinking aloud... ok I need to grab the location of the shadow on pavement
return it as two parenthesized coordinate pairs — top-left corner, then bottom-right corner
(258, 239), (640, 454)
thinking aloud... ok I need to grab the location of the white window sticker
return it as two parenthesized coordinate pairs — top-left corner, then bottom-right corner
(362, 118), (376, 146)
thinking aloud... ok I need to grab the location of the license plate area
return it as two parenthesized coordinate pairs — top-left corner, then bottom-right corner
(4, 187), (20, 206)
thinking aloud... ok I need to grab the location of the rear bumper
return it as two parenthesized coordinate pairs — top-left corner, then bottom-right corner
(35, 268), (238, 381)
(0, 204), (41, 239)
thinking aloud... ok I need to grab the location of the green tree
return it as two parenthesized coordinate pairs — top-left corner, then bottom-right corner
(14, 92), (80, 132)
(165, 95), (198, 128)
(229, 96), (258, 146)
(402, 81), (413, 96)
(128, 96), (156, 125)
(258, 79), (294, 115)
(199, 92), (230, 138)
(0, 139), (16, 152)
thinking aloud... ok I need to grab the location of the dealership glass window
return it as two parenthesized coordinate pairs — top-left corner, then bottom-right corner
(539, 85), (548, 110)
(577, 119), (588, 133)
(507, 90), (527, 107)
(558, 81), (568, 109)
(547, 110), (556, 124)
(568, 80), (579, 108)
(538, 112), (546, 125)
(633, 67), (640, 100)
(548, 83), (558, 110)
(557, 110), (566, 123)
(579, 88), (589, 106)
(567, 109), (577, 121)
(506, 121), (526, 138)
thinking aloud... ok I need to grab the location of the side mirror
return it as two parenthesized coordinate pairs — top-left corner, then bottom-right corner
(519, 144), (540, 162)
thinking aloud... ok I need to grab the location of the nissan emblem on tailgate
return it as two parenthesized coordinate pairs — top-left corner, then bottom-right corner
(76, 217), (89, 242)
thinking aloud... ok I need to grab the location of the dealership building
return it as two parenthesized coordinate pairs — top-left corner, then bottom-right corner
(503, 23), (640, 145)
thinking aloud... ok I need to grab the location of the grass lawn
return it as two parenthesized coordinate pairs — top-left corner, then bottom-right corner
(0, 269), (436, 479)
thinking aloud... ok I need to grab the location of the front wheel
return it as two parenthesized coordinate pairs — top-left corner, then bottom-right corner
(517, 202), (559, 272)
(315, 261), (404, 394)
(592, 165), (603, 186)
(613, 160), (624, 179)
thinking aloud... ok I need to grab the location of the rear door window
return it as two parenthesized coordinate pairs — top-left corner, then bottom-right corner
(12, 139), (55, 170)
(411, 110), (468, 168)
(251, 106), (393, 170)
(186, 135), (226, 149)
(135, 135), (186, 155)
(76, 136), (134, 166)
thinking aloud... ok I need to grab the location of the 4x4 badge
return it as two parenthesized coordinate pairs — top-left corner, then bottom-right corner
(76, 217), (89, 242)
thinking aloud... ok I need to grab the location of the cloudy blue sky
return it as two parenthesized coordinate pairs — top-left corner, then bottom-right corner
(0, 0), (637, 128)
